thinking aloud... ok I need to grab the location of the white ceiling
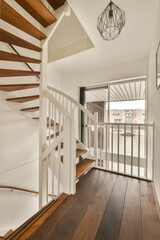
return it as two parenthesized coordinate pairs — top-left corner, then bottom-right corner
(86, 80), (146, 102)
(50, 0), (159, 73)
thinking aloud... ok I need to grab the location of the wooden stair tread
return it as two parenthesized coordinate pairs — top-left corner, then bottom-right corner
(76, 159), (95, 180)
(76, 149), (87, 158)
(6, 193), (68, 240)
(7, 95), (39, 103)
(60, 149), (87, 164)
(1, 0), (46, 40)
(0, 84), (39, 92)
(15, 0), (56, 28)
(0, 51), (41, 63)
(0, 69), (40, 77)
(21, 106), (39, 112)
(47, 0), (66, 10)
(3, 229), (14, 238)
(0, 29), (42, 52)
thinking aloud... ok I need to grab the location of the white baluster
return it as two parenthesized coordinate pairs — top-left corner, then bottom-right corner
(100, 123), (103, 167)
(89, 118), (91, 152)
(39, 43), (48, 209)
(48, 101), (51, 144)
(152, 124), (154, 180)
(117, 124), (120, 172)
(54, 107), (56, 140)
(50, 149), (54, 199)
(124, 124), (126, 174)
(45, 155), (48, 204)
(62, 117), (72, 194)
(84, 113), (87, 147)
(138, 125), (141, 177)
(70, 108), (76, 194)
(58, 141), (61, 195)
(94, 112), (98, 166)
(106, 124), (108, 170)
(145, 126), (148, 179)
(131, 125), (134, 176)
(111, 124), (113, 171)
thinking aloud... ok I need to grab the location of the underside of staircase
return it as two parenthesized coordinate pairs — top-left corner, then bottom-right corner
(0, 0), (64, 117)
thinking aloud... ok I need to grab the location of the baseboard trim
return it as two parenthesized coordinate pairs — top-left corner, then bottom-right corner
(94, 167), (152, 182)
(152, 182), (160, 219)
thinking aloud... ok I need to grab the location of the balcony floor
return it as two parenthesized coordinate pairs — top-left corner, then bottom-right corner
(28, 169), (160, 240)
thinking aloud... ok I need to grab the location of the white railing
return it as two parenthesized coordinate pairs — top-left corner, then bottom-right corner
(93, 122), (154, 180)
(47, 86), (154, 181)
(40, 90), (76, 207)
(47, 86), (98, 164)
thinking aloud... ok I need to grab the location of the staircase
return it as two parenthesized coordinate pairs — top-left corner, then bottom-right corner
(0, 0), (44, 118)
(39, 86), (98, 209)
(0, 0), (96, 237)
(0, 0), (69, 118)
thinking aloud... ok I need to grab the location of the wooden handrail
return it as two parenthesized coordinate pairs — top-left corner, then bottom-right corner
(0, 185), (52, 197)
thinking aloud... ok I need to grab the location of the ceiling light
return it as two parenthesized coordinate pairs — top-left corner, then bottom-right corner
(97, 0), (125, 41)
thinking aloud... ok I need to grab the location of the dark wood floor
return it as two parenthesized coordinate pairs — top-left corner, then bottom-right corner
(28, 169), (160, 240)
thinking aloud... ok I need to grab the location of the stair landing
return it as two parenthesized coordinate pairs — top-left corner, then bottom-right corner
(24, 170), (160, 240)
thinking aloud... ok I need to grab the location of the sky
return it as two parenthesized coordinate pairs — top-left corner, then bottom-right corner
(108, 100), (145, 110)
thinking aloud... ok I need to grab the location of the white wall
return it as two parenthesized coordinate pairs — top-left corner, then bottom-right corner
(47, 64), (62, 90)
(59, 58), (148, 101)
(0, 0), (43, 234)
(0, 102), (39, 234)
(148, 1), (160, 205)
(0, 190), (39, 236)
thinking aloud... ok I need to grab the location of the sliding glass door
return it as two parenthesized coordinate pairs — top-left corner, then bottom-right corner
(80, 78), (147, 176)
(81, 79), (146, 125)
(109, 80), (146, 124)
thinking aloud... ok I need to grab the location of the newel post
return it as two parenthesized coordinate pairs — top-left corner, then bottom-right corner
(62, 117), (71, 194)
(39, 43), (48, 209)
(94, 112), (98, 166)
(62, 108), (76, 195)
(70, 108), (76, 194)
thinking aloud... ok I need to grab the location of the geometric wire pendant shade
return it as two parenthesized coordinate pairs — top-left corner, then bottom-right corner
(97, 0), (125, 41)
